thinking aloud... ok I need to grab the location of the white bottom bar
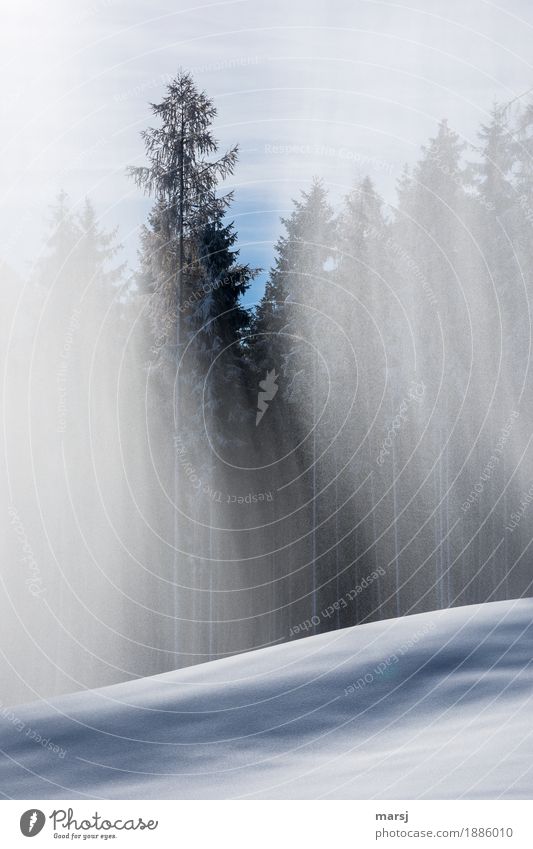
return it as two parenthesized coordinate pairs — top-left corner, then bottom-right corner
(2, 800), (532, 848)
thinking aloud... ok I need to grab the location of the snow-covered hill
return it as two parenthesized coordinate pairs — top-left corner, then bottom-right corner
(1, 599), (532, 799)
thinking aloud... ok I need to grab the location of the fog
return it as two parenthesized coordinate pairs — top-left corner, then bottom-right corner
(1, 0), (533, 706)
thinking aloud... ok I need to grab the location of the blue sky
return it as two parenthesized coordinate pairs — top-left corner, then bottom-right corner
(2, 0), (533, 305)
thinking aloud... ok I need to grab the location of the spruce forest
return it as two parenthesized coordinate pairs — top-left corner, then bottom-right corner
(5, 72), (533, 696)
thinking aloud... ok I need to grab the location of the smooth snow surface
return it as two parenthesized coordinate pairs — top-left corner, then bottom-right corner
(1, 600), (532, 799)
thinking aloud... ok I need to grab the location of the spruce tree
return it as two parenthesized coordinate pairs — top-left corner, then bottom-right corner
(336, 177), (391, 621)
(130, 72), (254, 660)
(129, 72), (237, 363)
(393, 120), (470, 611)
(254, 179), (335, 632)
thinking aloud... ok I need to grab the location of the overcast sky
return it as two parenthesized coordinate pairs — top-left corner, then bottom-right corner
(2, 0), (533, 300)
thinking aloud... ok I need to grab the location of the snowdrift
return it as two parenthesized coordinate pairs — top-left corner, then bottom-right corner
(1, 599), (532, 799)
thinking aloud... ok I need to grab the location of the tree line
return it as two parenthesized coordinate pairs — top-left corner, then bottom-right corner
(23, 72), (533, 678)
